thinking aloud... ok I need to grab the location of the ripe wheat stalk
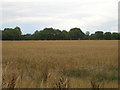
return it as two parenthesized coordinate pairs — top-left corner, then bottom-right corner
(54, 76), (70, 89)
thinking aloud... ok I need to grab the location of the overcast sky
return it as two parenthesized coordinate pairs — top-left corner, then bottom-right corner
(0, 0), (119, 34)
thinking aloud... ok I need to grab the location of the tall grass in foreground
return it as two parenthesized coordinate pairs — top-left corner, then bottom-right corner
(2, 40), (118, 88)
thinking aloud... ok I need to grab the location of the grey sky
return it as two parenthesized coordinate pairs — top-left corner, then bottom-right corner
(1, 0), (119, 34)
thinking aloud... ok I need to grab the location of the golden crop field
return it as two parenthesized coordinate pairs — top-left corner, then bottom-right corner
(2, 40), (118, 88)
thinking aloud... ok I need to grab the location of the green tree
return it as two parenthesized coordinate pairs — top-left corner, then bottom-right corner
(54, 29), (62, 40)
(32, 30), (40, 40)
(118, 33), (120, 40)
(21, 34), (32, 40)
(86, 31), (90, 36)
(104, 32), (111, 40)
(111, 33), (119, 40)
(14, 26), (22, 40)
(90, 34), (96, 40)
(40, 28), (56, 40)
(61, 30), (69, 40)
(0, 30), (2, 40)
(95, 31), (104, 40)
(2, 27), (22, 40)
(85, 31), (90, 40)
(69, 28), (85, 40)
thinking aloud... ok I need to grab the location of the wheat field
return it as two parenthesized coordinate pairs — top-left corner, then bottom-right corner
(2, 40), (118, 88)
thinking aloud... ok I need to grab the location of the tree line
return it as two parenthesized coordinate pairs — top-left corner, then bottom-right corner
(1, 26), (120, 40)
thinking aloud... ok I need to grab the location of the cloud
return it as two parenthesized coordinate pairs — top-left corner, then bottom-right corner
(1, 0), (119, 34)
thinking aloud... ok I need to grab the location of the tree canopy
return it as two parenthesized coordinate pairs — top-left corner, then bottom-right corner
(1, 26), (120, 40)
(2, 27), (22, 40)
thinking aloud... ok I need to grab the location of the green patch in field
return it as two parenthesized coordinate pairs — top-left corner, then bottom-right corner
(61, 68), (89, 78)
(91, 67), (118, 82)
(108, 67), (118, 81)
(92, 71), (108, 82)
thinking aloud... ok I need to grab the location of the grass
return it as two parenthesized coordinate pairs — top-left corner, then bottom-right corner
(61, 68), (89, 78)
(2, 40), (118, 88)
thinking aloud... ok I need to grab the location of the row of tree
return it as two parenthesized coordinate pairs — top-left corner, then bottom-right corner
(1, 26), (120, 40)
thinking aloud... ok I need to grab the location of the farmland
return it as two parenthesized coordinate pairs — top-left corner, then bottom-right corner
(2, 40), (118, 88)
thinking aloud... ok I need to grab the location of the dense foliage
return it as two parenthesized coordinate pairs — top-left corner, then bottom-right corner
(1, 27), (120, 40)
